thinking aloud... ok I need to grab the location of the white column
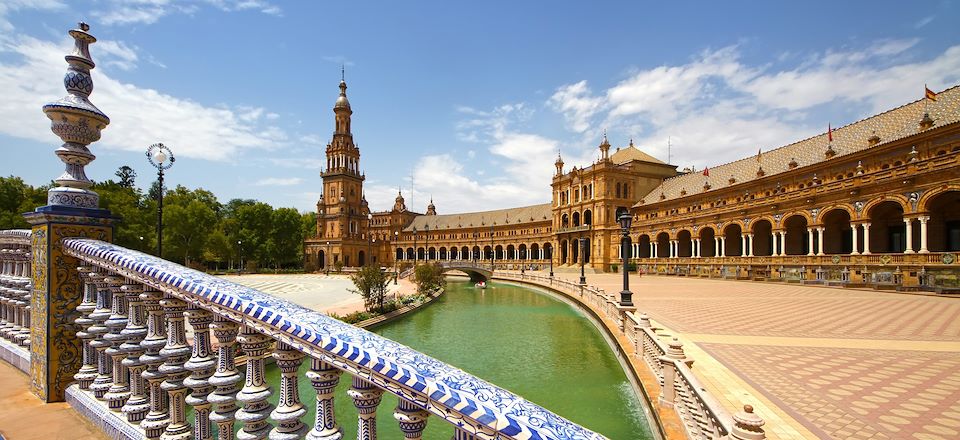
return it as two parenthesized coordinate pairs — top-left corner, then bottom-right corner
(919, 216), (930, 253)
(862, 223), (872, 255)
(807, 228), (815, 256)
(851, 224), (860, 255)
(772, 232), (779, 256)
(618, 244), (622, 259)
(714, 237), (720, 257)
(653, 242), (659, 258)
(740, 234), (747, 256)
(694, 239), (700, 258)
(817, 227), (825, 256)
(904, 218), (915, 253)
(780, 231), (787, 256)
(719, 237), (726, 257)
(747, 233), (755, 257)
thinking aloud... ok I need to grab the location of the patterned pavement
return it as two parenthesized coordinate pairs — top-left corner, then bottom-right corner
(540, 271), (960, 440)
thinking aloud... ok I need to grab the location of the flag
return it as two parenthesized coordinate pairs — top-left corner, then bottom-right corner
(926, 85), (937, 101)
(828, 123), (833, 142)
(702, 167), (710, 177)
(756, 148), (762, 162)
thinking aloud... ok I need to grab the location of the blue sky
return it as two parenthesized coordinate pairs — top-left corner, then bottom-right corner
(1, 1), (959, 214)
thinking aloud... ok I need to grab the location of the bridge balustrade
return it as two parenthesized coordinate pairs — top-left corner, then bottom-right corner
(1, 233), (606, 440)
(0, 230), (32, 362)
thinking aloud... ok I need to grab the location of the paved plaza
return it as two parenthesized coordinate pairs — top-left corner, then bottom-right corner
(540, 271), (960, 440)
(218, 273), (412, 315)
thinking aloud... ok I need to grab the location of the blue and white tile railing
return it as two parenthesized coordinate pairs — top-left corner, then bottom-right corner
(60, 238), (606, 440)
(0, 229), (32, 357)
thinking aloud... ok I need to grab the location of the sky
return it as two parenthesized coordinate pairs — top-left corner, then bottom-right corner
(1, 1), (959, 215)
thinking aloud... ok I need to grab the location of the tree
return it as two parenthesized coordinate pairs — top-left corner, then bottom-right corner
(0, 176), (30, 229)
(115, 166), (136, 188)
(349, 265), (389, 312)
(268, 207), (304, 269)
(414, 262), (446, 295)
(301, 211), (317, 239)
(163, 199), (217, 264)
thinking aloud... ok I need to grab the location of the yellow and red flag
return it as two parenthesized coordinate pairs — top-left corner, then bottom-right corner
(828, 123), (833, 142)
(702, 167), (709, 177)
(925, 85), (937, 101)
(756, 148), (762, 162)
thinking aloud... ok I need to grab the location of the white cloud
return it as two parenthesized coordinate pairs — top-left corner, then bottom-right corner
(0, 35), (288, 161)
(0, 0), (65, 32)
(97, 40), (140, 71)
(96, 0), (282, 26)
(548, 80), (604, 133)
(915, 16), (935, 29)
(254, 177), (303, 186)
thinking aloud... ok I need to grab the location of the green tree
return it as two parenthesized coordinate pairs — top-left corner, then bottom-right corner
(204, 228), (233, 271)
(115, 166), (136, 188)
(163, 199), (217, 265)
(301, 211), (317, 239)
(268, 207), (304, 269)
(94, 180), (153, 252)
(234, 201), (274, 264)
(0, 176), (30, 229)
(349, 265), (389, 312)
(413, 262), (446, 295)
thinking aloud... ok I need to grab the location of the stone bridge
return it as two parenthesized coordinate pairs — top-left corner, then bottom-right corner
(439, 261), (493, 282)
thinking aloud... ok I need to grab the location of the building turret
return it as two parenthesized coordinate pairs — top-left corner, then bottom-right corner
(555, 153), (564, 175)
(393, 189), (407, 212)
(426, 197), (436, 216)
(599, 131), (611, 161)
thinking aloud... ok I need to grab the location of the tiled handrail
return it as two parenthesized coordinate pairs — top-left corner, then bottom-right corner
(494, 271), (764, 440)
(62, 238), (605, 440)
(0, 229), (31, 352)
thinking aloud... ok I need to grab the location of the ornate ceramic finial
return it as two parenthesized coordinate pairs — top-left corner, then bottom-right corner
(42, 22), (110, 209)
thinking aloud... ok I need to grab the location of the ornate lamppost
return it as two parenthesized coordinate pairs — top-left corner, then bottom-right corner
(394, 230), (399, 284)
(424, 224), (430, 262)
(618, 212), (635, 306)
(473, 231), (478, 265)
(366, 213), (373, 267)
(325, 241), (330, 275)
(412, 226), (418, 265)
(579, 235), (587, 285)
(548, 243), (554, 278)
(521, 246), (525, 274)
(146, 143), (175, 257)
(489, 225), (494, 271)
(237, 240), (243, 274)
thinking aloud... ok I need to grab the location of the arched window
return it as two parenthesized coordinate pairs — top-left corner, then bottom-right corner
(616, 183), (621, 198)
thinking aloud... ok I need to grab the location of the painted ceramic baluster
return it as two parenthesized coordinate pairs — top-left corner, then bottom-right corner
(348, 377), (384, 440)
(235, 325), (275, 439)
(306, 359), (343, 440)
(120, 279), (149, 422)
(103, 274), (131, 410)
(159, 295), (192, 439)
(14, 249), (30, 347)
(73, 266), (98, 389)
(140, 287), (170, 439)
(270, 341), (308, 439)
(209, 317), (242, 440)
(88, 268), (113, 399)
(394, 399), (430, 440)
(185, 306), (217, 440)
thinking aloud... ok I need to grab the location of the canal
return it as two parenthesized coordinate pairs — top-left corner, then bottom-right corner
(257, 279), (653, 439)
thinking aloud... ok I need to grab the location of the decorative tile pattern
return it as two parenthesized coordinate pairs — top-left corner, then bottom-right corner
(62, 238), (605, 440)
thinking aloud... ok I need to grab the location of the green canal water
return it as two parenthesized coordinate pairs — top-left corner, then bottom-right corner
(248, 279), (652, 439)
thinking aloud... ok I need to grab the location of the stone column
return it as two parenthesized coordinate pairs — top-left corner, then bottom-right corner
(306, 359), (343, 440)
(719, 237), (726, 257)
(184, 307), (216, 440)
(25, 22), (115, 402)
(918, 216), (930, 253)
(904, 218), (915, 253)
(649, 242), (655, 258)
(771, 232), (779, 256)
(349, 377), (384, 440)
(235, 326), (274, 439)
(714, 237), (720, 257)
(88, 269), (113, 400)
(139, 287), (170, 439)
(103, 274), (131, 411)
(740, 234), (747, 257)
(120, 280), (149, 423)
(159, 295), (191, 439)
(851, 224), (860, 255)
(209, 317), (242, 440)
(270, 342), (308, 439)
(394, 399), (430, 439)
(779, 231), (786, 256)
(807, 228), (815, 256)
(816, 227), (825, 256)
(73, 266), (98, 389)
(747, 233), (754, 257)
(862, 223), (872, 255)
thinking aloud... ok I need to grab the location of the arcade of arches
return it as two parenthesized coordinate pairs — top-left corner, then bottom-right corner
(307, 78), (960, 290)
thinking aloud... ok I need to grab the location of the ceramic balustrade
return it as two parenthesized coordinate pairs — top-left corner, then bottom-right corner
(58, 238), (604, 440)
(0, 230), (31, 350)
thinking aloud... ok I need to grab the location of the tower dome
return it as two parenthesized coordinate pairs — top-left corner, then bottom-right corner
(426, 197), (437, 216)
(335, 79), (351, 110)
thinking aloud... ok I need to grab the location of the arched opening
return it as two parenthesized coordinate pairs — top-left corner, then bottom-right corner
(495, 245), (504, 260)
(506, 244), (516, 260)
(724, 224), (743, 256)
(752, 220), (773, 256)
(561, 214), (569, 228)
(572, 239), (580, 263)
(783, 215), (808, 255)
(394, 248), (402, 261)
(656, 232), (670, 258)
(560, 239), (568, 264)
(869, 201), (907, 253)
(406, 247), (415, 260)
(821, 209), (852, 254)
(638, 234), (651, 258)
(699, 228), (716, 257)
(519, 244), (528, 259)
(621, 236), (633, 260)
(472, 246), (480, 261)
(582, 238), (591, 263)
(530, 243), (540, 260)
(318, 250), (326, 269)
(677, 230), (693, 257)
(428, 247), (436, 260)
(584, 209), (593, 225)
(439, 247), (447, 260)
(461, 246), (470, 260)
(358, 250), (365, 267)
(544, 243), (553, 262)
(573, 212), (581, 227)
(926, 191), (960, 252)
(417, 247), (425, 260)
(483, 245), (492, 260)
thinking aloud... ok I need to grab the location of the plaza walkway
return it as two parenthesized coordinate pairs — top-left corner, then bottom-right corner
(219, 273), (414, 315)
(0, 360), (106, 439)
(537, 270), (960, 440)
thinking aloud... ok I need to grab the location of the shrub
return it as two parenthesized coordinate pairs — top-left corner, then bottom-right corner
(349, 265), (390, 312)
(414, 262), (446, 295)
(333, 260), (344, 273)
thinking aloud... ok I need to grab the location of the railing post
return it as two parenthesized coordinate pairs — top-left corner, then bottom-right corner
(89, 269), (114, 400)
(658, 337), (686, 408)
(236, 325), (275, 439)
(73, 266), (98, 389)
(731, 405), (766, 440)
(140, 287), (170, 439)
(120, 279), (149, 423)
(159, 295), (192, 439)
(185, 306), (216, 440)
(210, 317), (242, 440)
(306, 359), (344, 440)
(394, 399), (430, 439)
(104, 274), (131, 410)
(349, 377), (384, 440)
(270, 342), (308, 439)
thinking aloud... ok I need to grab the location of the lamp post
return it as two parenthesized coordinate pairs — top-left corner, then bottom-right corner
(425, 224), (430, 262)
(579, 235), (587, 285)
(549, 244), (554, 277)
(394, 230), (399, 284)
(146, 143), (175, 257)
(412, 226), (418, 265)
(489, 225), (494, 271)
(618, 212), (634, 306)
(521, 246), (525, 274)
(237, 240), (243, 275)
(366, 213), (372, 267)
(325, 241), (330, 276)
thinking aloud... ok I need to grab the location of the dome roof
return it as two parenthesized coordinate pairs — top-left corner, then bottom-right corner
(335, 80), (350, 109)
